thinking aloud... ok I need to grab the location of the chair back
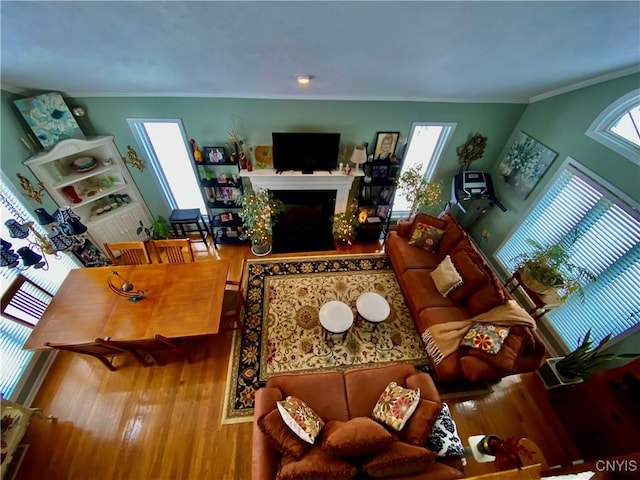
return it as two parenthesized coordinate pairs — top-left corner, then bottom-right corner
(1, 274), (54, 327)
(151, 238), (194, 263)
(220, 259), (246, 331)
(104, 241), (152, 265)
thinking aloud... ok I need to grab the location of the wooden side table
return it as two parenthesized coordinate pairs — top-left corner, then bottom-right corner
(504, 271), (562, 320)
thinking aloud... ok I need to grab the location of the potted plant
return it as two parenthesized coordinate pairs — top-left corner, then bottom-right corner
(512, 229), (596, 303)
(237, 188), (285, 256)
(538, 328), (640, 389)
(397, 164), (443, 219)
(331, 211), (358, 249)
(137, 216), (170, 240)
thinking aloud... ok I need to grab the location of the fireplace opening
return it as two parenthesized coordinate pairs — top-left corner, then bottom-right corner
(272, 190), (336, 253)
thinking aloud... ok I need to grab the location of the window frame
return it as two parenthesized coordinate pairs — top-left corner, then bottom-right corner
(585, 88), (640, 165)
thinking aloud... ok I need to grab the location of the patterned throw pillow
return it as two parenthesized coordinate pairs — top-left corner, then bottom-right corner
(277, 396), (325, 444)
(408, 222), (445, 252)
(372, 382), (420, 431)
(460, 322), (510, 354)
(427, 403), (465, 457)
(429, 255), (463, 297)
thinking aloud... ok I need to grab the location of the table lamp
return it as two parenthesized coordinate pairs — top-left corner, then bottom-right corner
(350, 146), (367, 171)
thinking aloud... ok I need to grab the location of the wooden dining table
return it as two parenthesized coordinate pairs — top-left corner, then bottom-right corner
(23, 259), (230, 350)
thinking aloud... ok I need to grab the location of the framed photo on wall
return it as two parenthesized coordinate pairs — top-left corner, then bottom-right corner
(373, 132), (399, 161)
(203, 146), (226, 164)
(497, 131), (558, 199)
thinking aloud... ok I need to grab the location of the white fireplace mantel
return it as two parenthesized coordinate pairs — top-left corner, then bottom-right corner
(240, 169), (363, 214)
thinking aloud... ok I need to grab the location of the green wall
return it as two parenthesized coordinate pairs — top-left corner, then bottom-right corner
(1, 92), (526, 218)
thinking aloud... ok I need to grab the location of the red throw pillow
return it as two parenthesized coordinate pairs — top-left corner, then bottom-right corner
(278, 446), (358, 480)
(466, 268), (507, 316)
(360, 441), (436, 477)
(257, 409), (311, 460)
(321, 417), (394, 457)
(448, 248), (491, 303)
(398, 399), (442, 446)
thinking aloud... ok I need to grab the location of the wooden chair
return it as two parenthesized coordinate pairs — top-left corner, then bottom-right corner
(1, 274), (54, 327)
(104, 241), (152, 265)
(43, 340), (142, 371)
(150, 238), (194, 264)
(220, 259), (246, 331)
(96, 334), (192, 366)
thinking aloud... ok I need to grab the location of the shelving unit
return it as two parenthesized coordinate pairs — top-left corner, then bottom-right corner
(1, 397), (54, 479)
(356, 157), (402, 241)
(23, 136), (153, 259)
(192, 151), (248, 245)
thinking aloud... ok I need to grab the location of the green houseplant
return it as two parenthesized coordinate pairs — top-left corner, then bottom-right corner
(237, 188), (285, 256)
(137, 216), (170, 240)
(397, 164), (443, 219)
(512, 229), (596, 303)
(538, 328), (640, 389)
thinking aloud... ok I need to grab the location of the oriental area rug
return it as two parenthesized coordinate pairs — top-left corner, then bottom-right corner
(222, 253), (430, 424)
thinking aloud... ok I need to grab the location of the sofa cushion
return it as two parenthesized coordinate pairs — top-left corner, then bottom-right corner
(277, 396), (325, 444)
(321, 417), (394, 458)
(448, 248), (491, 303)
(258, 408), (311, 459)
(402, 270), (458, 319)
(344, 364), (419, 419)
(387, 232), (443, 275)
(430, 256), (463, 297)
(360, 441), (436, 478)
(408, 222), (445, 252)
(466, 276), (507, 316)
(278, 445), (358, 480)
(426, 403), (465, 457)
(437, 215), (467, 255)
(460, 322), (510, 354)
(373, 382), (420, 431)
(398, 398), (442, 446)
(268, 371), (350, 422)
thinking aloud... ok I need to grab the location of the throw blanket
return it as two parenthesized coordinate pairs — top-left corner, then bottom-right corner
(421, 300), (536, 365)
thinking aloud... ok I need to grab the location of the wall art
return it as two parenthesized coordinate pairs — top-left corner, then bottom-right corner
(373, 132), (399, 161)
(13, 92), (85, 151)
(498, 131), (558, 199)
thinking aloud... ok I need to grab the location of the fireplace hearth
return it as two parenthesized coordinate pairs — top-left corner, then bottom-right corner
(272, 190), (336, 253)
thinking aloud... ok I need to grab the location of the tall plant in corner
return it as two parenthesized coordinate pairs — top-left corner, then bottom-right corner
(397, 164), (443, 219)
(237, 188), (284, 256)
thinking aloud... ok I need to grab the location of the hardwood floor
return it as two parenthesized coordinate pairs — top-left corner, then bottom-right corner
(17, 240), (581, 479)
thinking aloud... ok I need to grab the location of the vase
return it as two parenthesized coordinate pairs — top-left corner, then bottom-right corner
(251, 240), (272, 256)
(519, 269), (557, 296)
(62, 185), (82, 203)
(537, 357), (584, 390)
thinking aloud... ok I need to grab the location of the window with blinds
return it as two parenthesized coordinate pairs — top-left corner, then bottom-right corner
(495, 158), (640, 351)
(1, 176), (78, 400)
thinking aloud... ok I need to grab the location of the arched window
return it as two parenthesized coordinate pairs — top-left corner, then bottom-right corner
(586, 89), (640, 165)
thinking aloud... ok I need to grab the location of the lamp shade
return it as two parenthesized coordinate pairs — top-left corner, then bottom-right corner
(55, 206), (81, 224)
(60, 219), (87, 236)
(4, 219), (30, 239)
(34, 208), (58, 226)
(17, 246), (45, 269)
(350, 146), (367, 170)
(49, 231), (75, 251)
(0, 241), (19, 268)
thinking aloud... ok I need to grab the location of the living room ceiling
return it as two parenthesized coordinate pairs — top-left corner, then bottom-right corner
(1, 1), (639, 103)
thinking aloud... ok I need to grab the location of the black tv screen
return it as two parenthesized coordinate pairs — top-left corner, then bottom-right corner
(272, 132), (340, 173)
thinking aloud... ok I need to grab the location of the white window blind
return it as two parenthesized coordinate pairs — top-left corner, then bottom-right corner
(495, 161), (640, 350)
(1, 177), (78, 400)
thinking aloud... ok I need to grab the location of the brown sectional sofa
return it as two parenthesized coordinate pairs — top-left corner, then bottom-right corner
(252, 364), (464, 480)
(385, 213), (546, 383)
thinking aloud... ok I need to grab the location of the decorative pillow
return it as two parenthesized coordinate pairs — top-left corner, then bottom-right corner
(460, 322), (511, 354)
(407, 223), (445, 252)
(360, 441), (436, 478)
(321, 417), (394, 457)
(427, 403), (465, 457)
(257, 409), (311, 460)
(398, 398), (442, 447)
(437, 216), (467, 255)
(466, 270), (507, 316)
(372, 382), (420, 431)
(277, 396), (325, 444)
(278, 445), (358, 480)
(448, 248), (491, 303)
(429, 256), (463, 297)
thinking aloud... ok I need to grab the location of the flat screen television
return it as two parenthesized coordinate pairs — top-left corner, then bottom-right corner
(272, 132), (340, 173)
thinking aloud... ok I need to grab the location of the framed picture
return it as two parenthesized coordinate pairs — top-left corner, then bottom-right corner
(203, 146), (226, 164)
(373, 132), (399, 162)
(372, 165), (388, 178)
(498, 131), (558, 200)
(13, 92), (85, 150)
(388, 165), (400, 180)
(219, 211), (234, 223)
(376, 205), (391, 219)
(378, 186), (393, 204)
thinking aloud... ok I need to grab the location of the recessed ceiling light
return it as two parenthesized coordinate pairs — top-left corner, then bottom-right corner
(297, 75), (312, 85)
